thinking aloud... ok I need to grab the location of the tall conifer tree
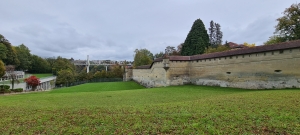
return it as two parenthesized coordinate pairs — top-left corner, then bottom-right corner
(209, 20), (217, 47)
(181, 19), (209, 56)
(215, 23), (223, 45)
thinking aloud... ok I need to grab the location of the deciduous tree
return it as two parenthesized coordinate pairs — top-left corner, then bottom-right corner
(243, 42), (256, 47)
(205, 45), (230, 54)
(215, 23), (223, 45)
(154, 52), (164, 59)
(15, 44), (31, 71)
(275, 3), (300, 41)
(52, 56), (75, 75)
(264, 35), (286, 45)
(133, 49), (153, 67)
(0, 43), (8, 60)
(110, 64), (124, 78)
(181, 19), (209, 56)
(165, 46), (177, 55)
(208, 20), (223, 48)
(0, 34), (20, 66)
(0, 60), (5, 77)
(208, 20), (217, 47)
(28, 55), (51, 73)
(5, 65), (20, 90)
(24, 76), (40, 91)
(177, 43), (183, 54)
(56, 69), (75, 86)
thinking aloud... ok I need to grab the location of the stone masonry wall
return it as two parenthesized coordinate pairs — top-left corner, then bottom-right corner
(132, 60), (168, 87)
(130, 42), (300, 89)
(189, 48), (300, 89)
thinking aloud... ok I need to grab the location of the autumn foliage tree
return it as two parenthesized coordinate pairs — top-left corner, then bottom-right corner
(24, 76), (40, 91)
(243, 42), (256, 47)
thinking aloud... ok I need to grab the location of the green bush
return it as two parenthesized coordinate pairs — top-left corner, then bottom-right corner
(0, 85), (10, 90)
(0, 88), (5, 94)
(205, 45), (231, 54)
(2, 89), (11, 93)
(11, 88), (23, 92)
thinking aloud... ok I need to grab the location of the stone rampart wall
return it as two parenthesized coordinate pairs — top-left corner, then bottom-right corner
(133, 60), (168, 87)
(131, 41), (300, 89)
(189, 48), (300, 89)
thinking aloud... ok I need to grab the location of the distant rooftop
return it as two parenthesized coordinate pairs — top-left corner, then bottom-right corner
(135, 40), (300, 69)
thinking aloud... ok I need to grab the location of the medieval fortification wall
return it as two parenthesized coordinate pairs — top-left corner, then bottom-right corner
(127, 40), (300, 89)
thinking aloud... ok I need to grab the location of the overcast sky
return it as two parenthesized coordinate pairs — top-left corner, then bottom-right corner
(0, 0), (297, 61)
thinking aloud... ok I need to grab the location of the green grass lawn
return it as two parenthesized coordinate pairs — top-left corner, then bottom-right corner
(32, 73), (53, 78)
(0, 82), (299, 134)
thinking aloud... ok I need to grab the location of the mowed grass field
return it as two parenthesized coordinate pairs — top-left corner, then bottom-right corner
(0, 82), (299, 134)
(32, 73), (53, 78)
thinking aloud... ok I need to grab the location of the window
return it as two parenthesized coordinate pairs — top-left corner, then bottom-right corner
(274, 70), (282, 73)
(279, 50), (284, 54)
(226, 72), (231, 74)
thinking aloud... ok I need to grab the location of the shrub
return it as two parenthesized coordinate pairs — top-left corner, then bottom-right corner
(5, 89), (11, 93)
(0, 85), (10, 90)
(11, 88), (23, 92)
(205, 45), (231, 54)
(0, 88), (5, 94)
(24, 76), (41, 91)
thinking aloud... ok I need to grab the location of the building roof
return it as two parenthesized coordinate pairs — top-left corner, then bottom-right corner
(190, 39), (300, 60)
(134, 40), (300, 69)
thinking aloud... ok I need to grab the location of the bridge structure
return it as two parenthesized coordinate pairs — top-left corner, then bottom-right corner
(73, 55), (132, 73)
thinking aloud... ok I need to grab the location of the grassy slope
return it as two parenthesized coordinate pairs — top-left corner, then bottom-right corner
(0, 82), (299, 134)
(32, 73), (53, 78)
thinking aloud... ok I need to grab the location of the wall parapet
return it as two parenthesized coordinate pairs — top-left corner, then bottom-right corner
(129, 40), (300, 89)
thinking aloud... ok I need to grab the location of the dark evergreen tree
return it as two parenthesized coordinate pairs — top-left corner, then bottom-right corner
(215, 23), (223, 45)
(181, 19), (209, 56)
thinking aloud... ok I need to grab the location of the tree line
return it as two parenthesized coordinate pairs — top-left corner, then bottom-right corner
(133, 2), (300, 67)
(0, 34), (125, 87)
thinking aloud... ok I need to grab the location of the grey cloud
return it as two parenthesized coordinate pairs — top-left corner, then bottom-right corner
(0, 0), (297, 60)
(224, 15), (278, 45)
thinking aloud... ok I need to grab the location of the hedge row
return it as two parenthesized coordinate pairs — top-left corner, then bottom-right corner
(0, 85), (10, 90)
(0, 85), (23, 94)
